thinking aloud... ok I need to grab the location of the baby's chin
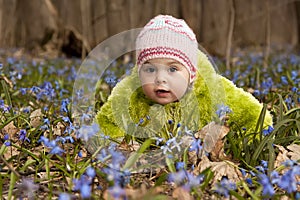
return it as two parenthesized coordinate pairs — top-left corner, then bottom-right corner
(148, 97), (179, 105)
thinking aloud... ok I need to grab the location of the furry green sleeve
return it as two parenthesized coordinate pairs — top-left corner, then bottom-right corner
(96, 68), (141, 138)
(220, 75), (273, 132)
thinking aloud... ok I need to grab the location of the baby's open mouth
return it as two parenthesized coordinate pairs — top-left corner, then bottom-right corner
(156, 89), (170, 95)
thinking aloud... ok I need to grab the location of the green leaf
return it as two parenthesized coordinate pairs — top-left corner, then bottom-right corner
(20, 159), (36, 172)
(8, 172), (17, 200)
(122, 138), (153, 170)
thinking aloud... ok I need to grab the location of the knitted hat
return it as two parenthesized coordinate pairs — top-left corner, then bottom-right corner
(136, 15), (198, 82)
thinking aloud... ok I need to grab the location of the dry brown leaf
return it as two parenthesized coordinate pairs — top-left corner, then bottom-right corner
(196, 155), (242, 185)
(172, 187), (194, 200)
(103, 184), (166, 200)
(195, 122), (230, 153)
(2, 121), (19, 137)
(274, 145), (290, 168)
(52, 122), (65, 136)
(287, 144), (300, 161)
(30, 108), (43, 128)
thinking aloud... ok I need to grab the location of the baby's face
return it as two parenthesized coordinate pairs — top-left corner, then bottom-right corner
(139, 58), (190, 105)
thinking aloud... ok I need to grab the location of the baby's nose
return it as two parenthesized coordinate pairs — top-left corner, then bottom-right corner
(155, 70), (167, 84)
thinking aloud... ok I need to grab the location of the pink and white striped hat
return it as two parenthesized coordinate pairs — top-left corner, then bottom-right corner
(136, 15), (198, 82)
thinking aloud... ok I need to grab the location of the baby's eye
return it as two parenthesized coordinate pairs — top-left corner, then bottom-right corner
(168, 66), (178, 72)
(142, 64), (156, 73)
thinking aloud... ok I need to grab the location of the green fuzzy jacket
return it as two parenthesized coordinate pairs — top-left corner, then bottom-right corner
(96, 51), (273, 140)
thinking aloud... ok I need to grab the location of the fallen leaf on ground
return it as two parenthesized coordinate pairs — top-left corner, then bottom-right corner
(30, 109), (43, 128)
(196, 155), (241, 185)
(274, 145), (289, 168)
(287, 144), (300, 161)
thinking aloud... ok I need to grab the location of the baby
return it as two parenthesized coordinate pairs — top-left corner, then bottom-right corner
(96, 15), (273, 142)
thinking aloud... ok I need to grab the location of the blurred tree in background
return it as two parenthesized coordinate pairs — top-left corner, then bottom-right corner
(0, 0), (299, 58)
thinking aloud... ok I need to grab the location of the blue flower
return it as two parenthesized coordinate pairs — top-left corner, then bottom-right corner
(86, 166), (96, 178)
(49, 146), (65, 155)
(19, 129), (30, 143)
(277, 166), (300, 193)
(261, 160), (268, 169)
(189, 138), (202, 155)
(281, 76), (289, 85)
(184, 172), (204, 190)
(214, 177), (236, 198)
(78, 150), (83, 158)
(161, 144), (172, 155)
(73, 175), (92, 198)
(58, 193), (71, 200)
(80, 184), (91, 199)
(176, 162), (185, 171)
(246, 178), (253, 186)
(0, 100), (10, 112)
(19, 88), (27, 95)
(76, 123), (99, 142)
(216, 104), (232, 118)
(262, 125), (274, 136)
(4, 134), (11, 147)
(60, 98), (70, 113)
(166, 137), (182, 152)
(258, 173), (275, 197)
(108, 184), (126, 199)
(168, 170), (186, 185)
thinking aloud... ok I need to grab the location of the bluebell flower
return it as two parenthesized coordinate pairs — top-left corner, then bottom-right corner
(283, 159), (297, 167)
(257, 173), (275, 197)
(255, 165), (265, 173)
(168, 170), (186, 185)
(166, 137), (182, 152)
(175, 162), (185, 171)
(261, 160), (268, 169)
(17, 178), (39, 199)
(246, 178), (253, 186)
(22, 106), (31, 113)
(76, 123), (99, 142)
(277, 63), (283, 73)
(97, 148), (108, 162)
(291, 86), (298, 93)
(0, 100), (9, 112)
(281, 76), (289, 85)
(108, 184), (126, 199)
(153, 137), (163, 146)
(109, 148), (125, 168)
(86, 166), (96, 178)
(49, 146), (65, 155)
(80, 113), (91, 122)
(161, 144), (172, 155)
(240, 168), (247, 177)
(184, 172), (204, 190)
(4, 134), (11, 147)
(19, 88), (27, 95)
(73, 175), (92, 199)
(58, 193), (71, 200)
(216, 104), (232, 118)
(80, 183), (91, 199)
(78, 150), (83, 158)
(214, 177), (236, 198)
(262, 125), (274, 136)
(253, 89), (261, 97)
(19, 129), (30, 143)
(277, 166), (300, 193)
(189, 138), (202, 155)
(60, 98), (70, 113)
